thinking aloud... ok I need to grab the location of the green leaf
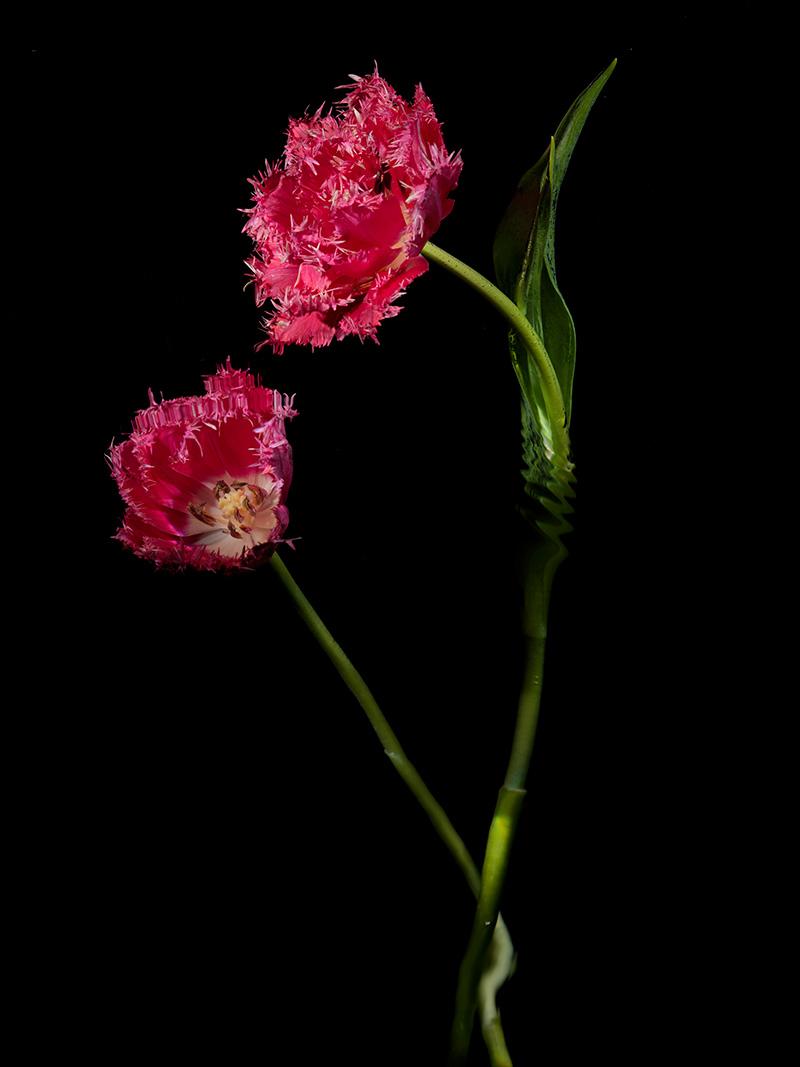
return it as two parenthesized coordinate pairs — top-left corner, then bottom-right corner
(493, 58), (616, 428)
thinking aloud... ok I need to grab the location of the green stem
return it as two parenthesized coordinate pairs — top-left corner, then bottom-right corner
(269, 551), (516, 1062)
(504, 637), (546, 789)
(421, 240), (569, 461)
(269, 552), (480, 895)
(449, 546), (561, 1065)
(421, 239), (572, 1061)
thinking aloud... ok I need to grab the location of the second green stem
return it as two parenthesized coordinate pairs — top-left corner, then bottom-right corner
(449, 532), (565, 1064)
(269, 552), (480, 894)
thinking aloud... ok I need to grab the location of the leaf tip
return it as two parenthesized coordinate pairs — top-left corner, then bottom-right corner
(591, 57), (618, 99)
(602, 57), (618, 83)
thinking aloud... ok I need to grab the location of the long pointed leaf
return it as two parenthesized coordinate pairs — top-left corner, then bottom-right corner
(494, 59), (617, 429)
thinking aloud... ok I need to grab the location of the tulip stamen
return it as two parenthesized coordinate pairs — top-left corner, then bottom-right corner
(189, 480), (273, 543)
(188, 503), (216, 527)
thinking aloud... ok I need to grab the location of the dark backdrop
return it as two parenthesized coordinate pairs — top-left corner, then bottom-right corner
(29, 11), (756, 1064)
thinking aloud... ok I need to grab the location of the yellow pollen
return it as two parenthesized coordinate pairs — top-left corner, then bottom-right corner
(191, 481), (268, 537)
(217, 484), (263, 532)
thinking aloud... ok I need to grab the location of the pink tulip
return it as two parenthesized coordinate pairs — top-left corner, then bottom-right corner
(109, 360), (296, 570)
(243, 67), (462, 352)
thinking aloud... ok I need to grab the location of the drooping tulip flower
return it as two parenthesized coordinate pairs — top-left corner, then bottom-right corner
(109, 360), (296, 570)
(243, 67), (463, 352)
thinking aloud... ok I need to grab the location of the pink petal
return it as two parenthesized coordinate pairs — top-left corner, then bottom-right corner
(110, 363), (296, 571)
(243, 67), (461, 353)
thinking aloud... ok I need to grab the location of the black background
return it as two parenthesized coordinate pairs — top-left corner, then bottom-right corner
(29, 10), (758, 1064)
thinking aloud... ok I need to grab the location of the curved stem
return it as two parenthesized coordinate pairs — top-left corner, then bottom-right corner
(269, 551), (515, 1062)
(422, 238), (573, 1061)
(421, 240), (569, 461)
(269, 552), (480, 895)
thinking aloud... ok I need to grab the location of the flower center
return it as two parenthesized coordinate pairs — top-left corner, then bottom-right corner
(189, 479), (268, 540)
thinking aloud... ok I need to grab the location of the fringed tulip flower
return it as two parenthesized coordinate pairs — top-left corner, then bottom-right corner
(109, 360), (296, 570)
(243, 67), (463, 352)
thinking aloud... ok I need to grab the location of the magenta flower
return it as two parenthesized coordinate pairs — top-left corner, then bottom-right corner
(109, 360), (296, 570)
(243, 67), (463, 352)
